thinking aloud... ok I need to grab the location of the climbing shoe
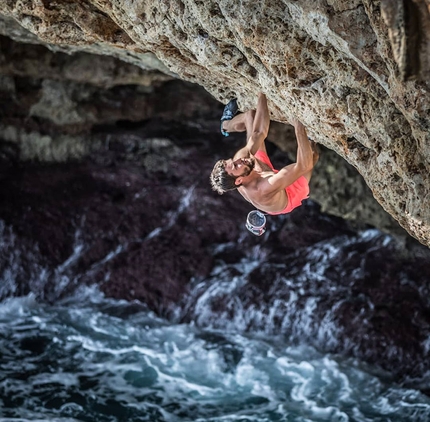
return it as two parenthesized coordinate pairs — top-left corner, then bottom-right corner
(220, 98), (238, 137)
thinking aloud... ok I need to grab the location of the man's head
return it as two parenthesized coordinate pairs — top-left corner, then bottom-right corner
(210, 157), (255, 194)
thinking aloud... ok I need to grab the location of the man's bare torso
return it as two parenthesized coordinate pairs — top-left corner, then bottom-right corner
(237, 156), (288, 213)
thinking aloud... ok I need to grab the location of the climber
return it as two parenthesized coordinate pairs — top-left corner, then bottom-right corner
(210, 92), (319, 215)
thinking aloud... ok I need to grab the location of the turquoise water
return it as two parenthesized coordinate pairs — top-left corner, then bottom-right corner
(1, 287), (430, 422)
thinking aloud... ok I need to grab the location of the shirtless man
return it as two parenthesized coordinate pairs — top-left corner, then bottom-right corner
(210, 93), (318, 215)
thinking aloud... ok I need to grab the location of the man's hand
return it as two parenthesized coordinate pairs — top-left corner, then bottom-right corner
(290, 117), (303, 129)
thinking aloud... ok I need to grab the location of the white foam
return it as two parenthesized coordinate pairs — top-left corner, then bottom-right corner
(2, 285), (430, 421)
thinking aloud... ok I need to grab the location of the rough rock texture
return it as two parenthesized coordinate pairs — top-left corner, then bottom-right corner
(0, 0), (429, 247)
(381, 0), (430, 81)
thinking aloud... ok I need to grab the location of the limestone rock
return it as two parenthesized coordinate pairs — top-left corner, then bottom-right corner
(0, 37), (408, 240)
(0, 0), (429, 246)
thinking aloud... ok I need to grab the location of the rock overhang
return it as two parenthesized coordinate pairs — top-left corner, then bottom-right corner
(0, 0), (429, 246)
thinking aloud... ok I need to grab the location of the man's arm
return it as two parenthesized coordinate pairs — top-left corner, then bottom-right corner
(266, 120), (314, 190)
(232, 93), (270, 160)
(246, 93), (270, 155)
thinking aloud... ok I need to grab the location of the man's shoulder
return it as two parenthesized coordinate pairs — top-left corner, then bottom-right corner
(249, 174), (280, 196)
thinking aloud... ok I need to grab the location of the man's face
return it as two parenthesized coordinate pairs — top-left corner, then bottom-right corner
(224, 157), (255, 177)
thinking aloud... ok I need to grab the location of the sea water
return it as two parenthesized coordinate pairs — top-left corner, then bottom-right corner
(1, 287), (430, 422)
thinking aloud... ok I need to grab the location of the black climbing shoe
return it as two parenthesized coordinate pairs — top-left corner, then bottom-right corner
(220, 98), (238, 137)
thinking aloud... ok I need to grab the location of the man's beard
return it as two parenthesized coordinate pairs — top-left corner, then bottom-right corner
(240, 157), (255, 177)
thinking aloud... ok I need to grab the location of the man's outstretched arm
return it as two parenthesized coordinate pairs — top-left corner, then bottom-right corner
(292, 119), (314, 176)
(266, 119), (314, 190)
(246, 93), (270, 155)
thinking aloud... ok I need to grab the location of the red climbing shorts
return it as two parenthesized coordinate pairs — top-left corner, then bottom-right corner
(254, 150), (309, 214)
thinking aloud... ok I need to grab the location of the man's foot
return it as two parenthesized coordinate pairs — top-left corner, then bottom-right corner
(220, 99), (238, 137)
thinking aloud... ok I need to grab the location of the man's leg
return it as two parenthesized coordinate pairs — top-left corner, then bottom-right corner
(301, 141), (320, 182)
(295, 126), (319, 182)
(230, 110), (261, 160)
(225, 93), (270, 157)
(222, 110), (254, 134)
